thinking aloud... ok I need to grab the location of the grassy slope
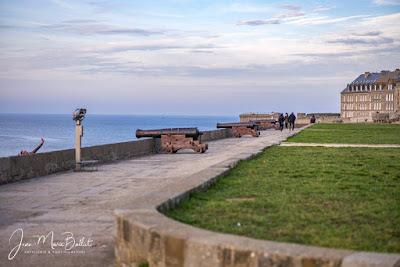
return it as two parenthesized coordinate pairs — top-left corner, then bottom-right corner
(166, 146), (400, 253)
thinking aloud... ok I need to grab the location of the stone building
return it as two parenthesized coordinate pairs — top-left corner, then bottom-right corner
(340, 69), (400, 122)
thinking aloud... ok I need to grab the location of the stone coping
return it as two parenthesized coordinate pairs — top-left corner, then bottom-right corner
(114, 126), (400, 267)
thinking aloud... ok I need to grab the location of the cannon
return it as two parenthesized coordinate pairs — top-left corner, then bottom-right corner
(216, 122), (260, 138)
(251, 119), (279, 130)
(136, 128), (208, 154)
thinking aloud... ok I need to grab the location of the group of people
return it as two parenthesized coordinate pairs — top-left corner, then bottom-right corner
(278, 112), (296, 131)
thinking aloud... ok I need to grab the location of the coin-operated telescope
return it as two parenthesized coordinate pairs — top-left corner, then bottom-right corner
(73, 108), (87, 125)
(73, 108), (86, 170)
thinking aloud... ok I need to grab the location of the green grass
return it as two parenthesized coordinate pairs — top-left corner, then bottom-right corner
(165, 146), (400, 253)
(285, 123), (400, 144)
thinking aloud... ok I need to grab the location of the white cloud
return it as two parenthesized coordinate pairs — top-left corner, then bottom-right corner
(225, 3), (273, 13)
(312, 6), (336, 12)
(286, 14), (370, 25)
(373, 0), (400, 5)
(236, 18), (280, 26)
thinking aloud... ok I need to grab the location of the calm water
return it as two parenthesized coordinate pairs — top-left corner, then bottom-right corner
(0, 114), (238, 157)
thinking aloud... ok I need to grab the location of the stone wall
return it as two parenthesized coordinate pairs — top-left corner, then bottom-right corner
(0, 139), (155, 185)
(0, 129), (232, 185)
(240, 113), (279, 122)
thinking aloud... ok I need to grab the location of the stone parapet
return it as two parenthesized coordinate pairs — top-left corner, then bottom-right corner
(0, 129), (232, 185)
(114, 126), (399, 266)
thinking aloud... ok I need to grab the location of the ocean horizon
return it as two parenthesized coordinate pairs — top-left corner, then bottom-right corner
(0, 113), (238, 158)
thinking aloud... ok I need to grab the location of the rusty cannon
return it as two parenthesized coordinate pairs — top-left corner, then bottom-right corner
(136, 128), (208, 154)
(251, 119), (279, 130)
(216, 122), (260, 138)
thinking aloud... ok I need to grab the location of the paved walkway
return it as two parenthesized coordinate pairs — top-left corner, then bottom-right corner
(0, 128), (301, 267)
(280, 142), (400, 148)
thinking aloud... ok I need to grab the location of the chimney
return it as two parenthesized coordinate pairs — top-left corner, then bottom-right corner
(365, 72), (370, 78)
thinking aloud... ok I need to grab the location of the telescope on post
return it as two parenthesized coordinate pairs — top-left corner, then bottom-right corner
(73, 108), (86, 170)
(73, 108), (87, 125)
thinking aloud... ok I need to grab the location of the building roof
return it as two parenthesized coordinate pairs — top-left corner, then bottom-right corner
(351, 73), (381, 84)
(341, 69), (400, 93)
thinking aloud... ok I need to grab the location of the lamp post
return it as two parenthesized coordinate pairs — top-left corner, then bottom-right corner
(72, 108), (87, 171)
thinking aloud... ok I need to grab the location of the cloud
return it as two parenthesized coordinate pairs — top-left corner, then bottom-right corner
(327, 37), (394, 45)
(235, 4), (305, 26)
(41, 24), (166, 36)
(276, 5), (306, 18)
(88, 1), (119, 13)
(226, 3), (273, 13)
(286, 15), (370, 25)
(373, 0), (400, 5)
(0, 25), (14, 29)
(296, 46), (400, 58)
(353, 31), (382, 36)
(49, 0), (75, 9)
(101, 43), (216, 53)
(62, 19), (100, 24)
(236, 18), (280, 26)
(313, 6), (336, 12)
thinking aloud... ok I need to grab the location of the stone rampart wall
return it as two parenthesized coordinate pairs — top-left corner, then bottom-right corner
(0, 129), (232, 185)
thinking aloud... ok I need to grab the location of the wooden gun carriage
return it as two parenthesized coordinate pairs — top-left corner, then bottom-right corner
(216, 122), (260, 138)
(251, 119), (279, 130)
(136, 128), (208, 154)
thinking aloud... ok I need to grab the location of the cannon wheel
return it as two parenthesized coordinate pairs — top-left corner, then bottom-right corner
(165, 147), (173, 154)
(195, 146), (203, 154)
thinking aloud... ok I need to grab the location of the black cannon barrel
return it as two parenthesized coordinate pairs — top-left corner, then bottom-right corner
(216, 122), (255, 129)
(136, 128), (203, 139)
(252, 119), (277, 124)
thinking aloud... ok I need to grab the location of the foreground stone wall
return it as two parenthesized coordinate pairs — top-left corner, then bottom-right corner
(0, 129), (232, 185)
(0, 139), (155, 185)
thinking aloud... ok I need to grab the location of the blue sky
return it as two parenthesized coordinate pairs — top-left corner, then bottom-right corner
(0, 0), (399, 116)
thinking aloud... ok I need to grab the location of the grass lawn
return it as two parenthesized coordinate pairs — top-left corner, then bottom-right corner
(166, 146), (400, 253)
(285, 123), (400, 144)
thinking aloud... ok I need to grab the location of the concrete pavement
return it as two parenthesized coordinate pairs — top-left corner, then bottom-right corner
(0, 128), (300, 267)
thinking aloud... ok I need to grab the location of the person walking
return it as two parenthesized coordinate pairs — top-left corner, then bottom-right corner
(284, 113), (289, 129)
(288, 112), (296, 130)
(278, 113), (285, 131)
(310, 115), (316, 124)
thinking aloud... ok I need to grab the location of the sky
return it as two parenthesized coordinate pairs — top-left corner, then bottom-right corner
(0, 0), (399, 116)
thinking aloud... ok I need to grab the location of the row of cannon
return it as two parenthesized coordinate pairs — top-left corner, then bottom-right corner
(136, 120), (278, 154)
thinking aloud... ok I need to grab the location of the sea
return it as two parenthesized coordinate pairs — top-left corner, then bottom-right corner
(0, 114), (238, 158)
